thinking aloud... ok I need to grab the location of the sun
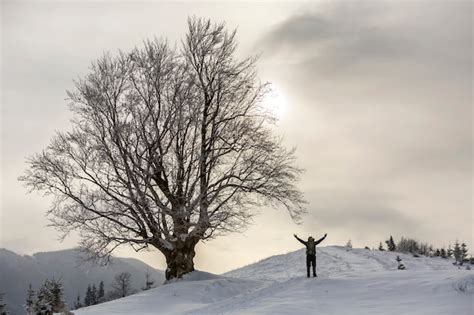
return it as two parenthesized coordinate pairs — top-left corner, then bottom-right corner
(261, 87), (288, 119)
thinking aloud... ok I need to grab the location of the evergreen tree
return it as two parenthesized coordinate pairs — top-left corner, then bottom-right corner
(386, 236), (396, 251)
(97, 281), (105, 303)
(52, 279), (67, 313)
(434, 249), (441, 257)
(453, 240), (462, 265)
(428, 245), (434, 256)
(91, 284), (98, 305)
(346, 239), (353, 249)
(396, 256), (406, 270)
(84, 285), (92, 306)
(461, 243), (468, 265)
(378, 242), (385, 251)
(440, 248), (447, 258)
(34, 283), (50, 314)
(40, 278), (67, 314)
(74, 293), (82, 310)
(447, 245), (453, 258)
(0, 291), (8, 315)
(25, 283), (35, 315)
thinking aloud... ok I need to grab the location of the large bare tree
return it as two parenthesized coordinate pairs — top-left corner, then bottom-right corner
(20, 18), (306, 280)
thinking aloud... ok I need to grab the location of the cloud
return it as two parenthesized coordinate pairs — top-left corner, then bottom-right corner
(259, 1), (472, 174)
(303, 189), (416, 236)
(262, 2), (472, 74)
(256, 1), (472, 247)
(260, 1), (472, 111)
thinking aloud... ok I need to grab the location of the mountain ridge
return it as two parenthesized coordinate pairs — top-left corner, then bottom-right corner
(0, 247), (165, 315)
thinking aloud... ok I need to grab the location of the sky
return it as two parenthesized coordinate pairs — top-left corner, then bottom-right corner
(1, 0), (472, 274)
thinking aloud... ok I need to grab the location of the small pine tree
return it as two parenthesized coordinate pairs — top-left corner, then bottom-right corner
(447, 245), (453, 258)
(434, 249), (441, 257)
(34, 283), (50, 314)
(440, 248), (447, 258)
(45, 278), (67, 313)
(346, 239), (352, 249)
(74, 293), (82, 310)
(453, 240), (462, 265)
(378, 242), (385, 251)
(84, 285), (92, 306)
(396, 256), (406, 270)
(428, 245), (434, 256)
(97, 281), (105, 303)
(25, 283), (35, 315)
(386, 236), (396, 251)
(91, 284), (98, 305)
(461, 243), (468, 265)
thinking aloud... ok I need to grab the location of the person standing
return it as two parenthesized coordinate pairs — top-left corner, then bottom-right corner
(294, 233), (327, 277)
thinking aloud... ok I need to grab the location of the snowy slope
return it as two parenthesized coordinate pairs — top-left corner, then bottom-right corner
(224, 246), (460, 281)
(74, 271), (266, 315)
(0, 248), (164, 315)
(73, 246), (473, 314)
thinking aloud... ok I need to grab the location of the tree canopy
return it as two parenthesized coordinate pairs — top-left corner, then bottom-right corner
(20, 17), (306, 279)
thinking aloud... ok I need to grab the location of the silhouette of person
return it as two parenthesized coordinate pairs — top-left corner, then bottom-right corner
(294, 233), (327, 277)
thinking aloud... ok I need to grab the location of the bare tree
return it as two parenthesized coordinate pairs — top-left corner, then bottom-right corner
(19, 17), (306, 280)
(111, 272), (132, 298)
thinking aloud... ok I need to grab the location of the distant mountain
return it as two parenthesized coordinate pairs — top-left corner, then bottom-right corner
(0, 248), (165, 315)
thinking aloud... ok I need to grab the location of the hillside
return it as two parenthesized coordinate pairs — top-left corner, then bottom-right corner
(0, 248), (164, 315)
(223, 245), (461, 280)
(73, 246), (473, 314)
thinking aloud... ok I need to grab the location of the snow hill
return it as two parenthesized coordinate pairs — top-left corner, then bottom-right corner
(0, 248), (164, 315)
(73, 246), (473, 314)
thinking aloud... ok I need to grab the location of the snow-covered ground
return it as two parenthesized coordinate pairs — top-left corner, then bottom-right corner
(73, 246), (473, 314)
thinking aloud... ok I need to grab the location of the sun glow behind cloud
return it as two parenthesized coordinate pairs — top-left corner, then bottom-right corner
(261, 86), (288, 119)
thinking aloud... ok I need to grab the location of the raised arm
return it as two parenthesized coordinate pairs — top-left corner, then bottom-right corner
(315, 233), (327, 245)
(294, 234), (307, 246)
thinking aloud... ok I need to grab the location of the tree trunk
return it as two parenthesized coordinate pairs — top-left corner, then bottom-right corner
(163, 242), (196, 281)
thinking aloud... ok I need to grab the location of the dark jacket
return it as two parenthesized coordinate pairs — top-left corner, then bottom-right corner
(295, 235), (326, 255)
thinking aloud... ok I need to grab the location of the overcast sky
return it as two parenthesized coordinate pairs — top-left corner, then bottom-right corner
(1, 1), (472, 273)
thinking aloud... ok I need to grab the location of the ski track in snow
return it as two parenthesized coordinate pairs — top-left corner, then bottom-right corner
(73, 246), (474, 315)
